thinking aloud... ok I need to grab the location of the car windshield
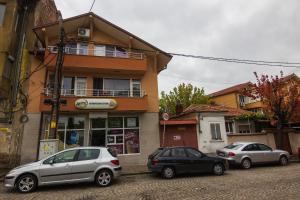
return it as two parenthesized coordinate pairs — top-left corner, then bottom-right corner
(224, 144), (243, 150)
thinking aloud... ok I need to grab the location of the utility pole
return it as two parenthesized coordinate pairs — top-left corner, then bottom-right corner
(49, 11), (65, 139)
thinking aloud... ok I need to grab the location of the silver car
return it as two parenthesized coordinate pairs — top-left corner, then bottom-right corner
(216, 142), (290, 169)
(4, 147), (122, 193)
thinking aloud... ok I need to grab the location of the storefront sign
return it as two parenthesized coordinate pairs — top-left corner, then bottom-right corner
(75, 99), (117, 110)
(38, 139), (59, 160)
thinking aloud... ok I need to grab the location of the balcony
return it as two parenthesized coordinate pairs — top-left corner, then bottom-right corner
(40, 88), (148, 112)
(45, 46), (147, 74)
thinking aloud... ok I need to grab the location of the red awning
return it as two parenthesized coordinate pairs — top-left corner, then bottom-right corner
(159, 119), (197, 125)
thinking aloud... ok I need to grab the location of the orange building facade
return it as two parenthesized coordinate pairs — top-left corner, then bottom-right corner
(21, 13), (172, 165)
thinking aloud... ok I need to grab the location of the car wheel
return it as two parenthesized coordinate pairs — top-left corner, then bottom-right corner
(162, 167), (175, 179)
(241, 158), (251, 169)
(16, 174), (37, 193)
(95, 169), (113, 187)
(213, 163), (224, 175)
(279, 155), (288, 166)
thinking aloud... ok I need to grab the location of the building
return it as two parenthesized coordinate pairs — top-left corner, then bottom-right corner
(209, 82), (264, 113)
(160, 104), (257, 153)
(0, 0), (58, 166)
(21, 12), (172, 165)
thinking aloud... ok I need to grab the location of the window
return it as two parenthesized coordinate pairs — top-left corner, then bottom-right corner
(78, 43), (88, 55)
(224, 144), (243, 150)
(160, 149), (171, 157)
(107, 116), (140, 155)
(132, 79), (141, 97)
(186, 148), (202, 158)
(61, 76), (86, 96)
(257, 144), (272, 151)
(238, 124), (251, 133)
(104, 78), (130, 96)
(225, 121), (234, 133)
(0, 4), (6, 26)
(77, 149), (100, 161)
(242, 144), (260, 151)
(75, 77), (87, 96)
(54, 150), (77, 163)
(171, 148), (187, 157)
(94, 45), (105, 56)
(65, 43), (77, 54)
(239, 95), (245, 106)
(210, 123), (222, 140)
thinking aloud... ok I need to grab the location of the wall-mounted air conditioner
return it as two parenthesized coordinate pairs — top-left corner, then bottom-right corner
(78, 28), (90, 37)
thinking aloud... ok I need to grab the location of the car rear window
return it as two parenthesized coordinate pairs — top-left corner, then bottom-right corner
(149, 148), (164, 159)
(107, 148), (117, 157)
(224, 144), (243, 150)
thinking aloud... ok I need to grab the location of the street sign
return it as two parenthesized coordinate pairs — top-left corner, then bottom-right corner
(162, 113), (169, 121)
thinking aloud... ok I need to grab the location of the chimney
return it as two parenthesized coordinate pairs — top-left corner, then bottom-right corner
(175, 104), (184, 115)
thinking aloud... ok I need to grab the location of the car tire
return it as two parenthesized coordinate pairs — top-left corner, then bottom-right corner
(279, 155), (288, 166)
(95, 169), (113, 187)
(162, 167), (175, 179)
(241, 158), (251, 169)
(213, 163), (224, 176)
(16, 174), (37, 193)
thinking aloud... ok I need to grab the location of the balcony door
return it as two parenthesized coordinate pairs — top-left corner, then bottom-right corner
(93, 78), (103, 96)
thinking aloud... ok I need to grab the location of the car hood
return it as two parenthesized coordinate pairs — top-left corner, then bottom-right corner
(11, 161), (41, 171)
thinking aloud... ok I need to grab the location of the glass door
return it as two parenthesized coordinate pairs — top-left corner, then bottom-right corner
(90, 118), (106, 146)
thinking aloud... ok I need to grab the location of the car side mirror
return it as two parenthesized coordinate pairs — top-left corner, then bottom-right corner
(49, 159), (54, 165)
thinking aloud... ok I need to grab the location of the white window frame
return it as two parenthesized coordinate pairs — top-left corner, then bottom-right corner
(210, 123), (222, 140)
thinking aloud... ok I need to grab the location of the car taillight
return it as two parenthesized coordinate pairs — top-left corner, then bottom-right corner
(151, 159), (159, 165)
(228, 152), (235, 157)
(111, 160), (119, 165)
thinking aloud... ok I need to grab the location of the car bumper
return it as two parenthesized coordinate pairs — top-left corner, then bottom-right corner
(4, 175), (16, 189)
(147, 165), (163, 173)
(113, 166), (122, 178)
(218, 156), (240, 165)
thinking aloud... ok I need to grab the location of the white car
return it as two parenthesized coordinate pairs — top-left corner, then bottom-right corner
(216, 142), (290, 169)
(4, 147), (121, 193)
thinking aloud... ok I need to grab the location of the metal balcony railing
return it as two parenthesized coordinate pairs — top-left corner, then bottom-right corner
(48, 46), (144, 60)
(43, 88), (146, 98)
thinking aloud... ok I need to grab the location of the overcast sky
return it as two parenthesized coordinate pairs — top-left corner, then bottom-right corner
(55, 0), (300, 95)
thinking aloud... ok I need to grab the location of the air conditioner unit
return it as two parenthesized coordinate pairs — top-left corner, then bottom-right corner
(78, 28), (90, 37)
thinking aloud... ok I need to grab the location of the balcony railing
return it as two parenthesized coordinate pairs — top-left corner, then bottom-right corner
(48, 46), (144, 60)
(43, 88), (146, 98)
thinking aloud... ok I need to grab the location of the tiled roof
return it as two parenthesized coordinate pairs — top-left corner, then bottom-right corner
(209, 82), (252, 97)
(180, 104), (250, 117)
(159, 119), (197, 125)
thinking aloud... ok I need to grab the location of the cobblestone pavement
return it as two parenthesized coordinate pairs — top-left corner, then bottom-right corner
(1, 163), (300, 200)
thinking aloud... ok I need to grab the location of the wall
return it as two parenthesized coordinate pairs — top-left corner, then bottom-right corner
(288, 132), (300, 155)
(227, 133), (276, 149)
(198, 114), (228, 153)
(211, 93), (238, 108)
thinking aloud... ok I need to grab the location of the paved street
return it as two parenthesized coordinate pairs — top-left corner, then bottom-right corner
(0, 163), (300, 200)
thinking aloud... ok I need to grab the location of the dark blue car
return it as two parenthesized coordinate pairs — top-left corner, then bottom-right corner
(147, 147), (228, 178)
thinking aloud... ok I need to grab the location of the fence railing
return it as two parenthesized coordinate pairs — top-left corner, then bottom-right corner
(43, 88), (146, 98)
(48, 46), (144, 60)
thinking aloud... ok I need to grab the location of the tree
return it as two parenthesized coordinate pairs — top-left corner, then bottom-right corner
(244, 71), (300, 153)
(159, 83), (210, 115)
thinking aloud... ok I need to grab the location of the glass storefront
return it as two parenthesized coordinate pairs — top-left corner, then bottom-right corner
(41, 114), (140, 155)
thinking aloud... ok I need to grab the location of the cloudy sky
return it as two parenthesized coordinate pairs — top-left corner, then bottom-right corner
(55, 0), (300, 95)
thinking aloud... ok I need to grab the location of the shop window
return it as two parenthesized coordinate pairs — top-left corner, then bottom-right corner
(210, 123), (222, 140)
(0, 4), (6, 26)
(124, 129), (139, 154)
(125, 117), (139, 128)
(108, 117), (123, 128)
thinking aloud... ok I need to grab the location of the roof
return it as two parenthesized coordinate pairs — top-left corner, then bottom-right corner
(209, 82), (252, 97)
(174, 104), (250, 118)
(33, 12), (172, 72)
(159, 119), (197, 125)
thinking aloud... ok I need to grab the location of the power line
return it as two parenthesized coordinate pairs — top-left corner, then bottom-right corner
(89, 0), (96, 12)
(168, 53), (300, 68)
